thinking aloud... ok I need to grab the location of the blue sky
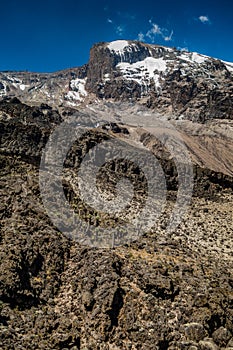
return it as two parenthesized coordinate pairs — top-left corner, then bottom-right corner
(1, 0), (232, 72)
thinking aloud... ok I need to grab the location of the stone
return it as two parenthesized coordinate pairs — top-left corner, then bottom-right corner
(82, 291), (94, 310)
(183, 323), (206, 342)
(199, 339), (219, 350)
(212, 327), (232, 347)
(0, 59), (233, 349)
(194, 293), (208, 307)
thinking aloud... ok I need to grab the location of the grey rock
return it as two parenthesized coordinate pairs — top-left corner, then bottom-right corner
(0, 56), (233, 349)
(212, 327), (232, 347)
(183, 323), (206, 341)
(199, 339), (219, 350)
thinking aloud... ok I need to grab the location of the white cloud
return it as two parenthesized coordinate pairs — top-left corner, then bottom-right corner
(144, 21), (174, 43)
(106, 14), (125, 37)
(177, 46), (189, 52)
(146, 23), (161, 43)
(199, 15), (210, 24)
(164, 30), (173, 42)
(116, 25), (124, 36)
(146, 23), (162, 41)
(137, 32), (145, 42)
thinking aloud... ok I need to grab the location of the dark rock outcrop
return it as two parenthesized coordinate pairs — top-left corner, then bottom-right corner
(1, 40), (232, 122)
(85, 41), (233, 122)
(0, 55), (232, 349)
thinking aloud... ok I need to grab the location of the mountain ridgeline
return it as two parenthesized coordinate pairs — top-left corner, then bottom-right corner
(1, 40), (233, 122)
(0, 41), (233, 349)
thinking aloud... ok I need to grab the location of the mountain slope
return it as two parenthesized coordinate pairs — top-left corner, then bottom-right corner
(0, 41), (233, 349)
(0, 98), (233, 349)
(86, 41), (233, 121)
(0, 40), (233, 122)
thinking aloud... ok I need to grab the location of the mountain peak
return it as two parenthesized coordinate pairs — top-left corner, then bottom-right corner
(0, 40), (233, 122)
(84, 40), (233, 121)
(107, 40), (130, 52)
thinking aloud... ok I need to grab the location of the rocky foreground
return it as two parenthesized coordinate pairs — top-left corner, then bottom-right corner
(0, 98), (233, 349)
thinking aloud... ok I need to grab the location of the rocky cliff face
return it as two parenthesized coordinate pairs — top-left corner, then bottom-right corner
(85, 41), (233, 122)
(0, 65), (88, 107)
(0, 42), (233, 349)
(0, 98), (233, 349)
(0, 40), (233, 122)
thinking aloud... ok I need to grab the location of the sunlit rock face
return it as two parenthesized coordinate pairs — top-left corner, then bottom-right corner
(85, 40), (233, 122)
(1, 40), (233, 121)
(0, 40), (233, 349)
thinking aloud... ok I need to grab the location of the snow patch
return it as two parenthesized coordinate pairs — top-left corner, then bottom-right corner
(20, 84), (26, 91)
(222, 60), (233, 73)
(4, 75), (28, 91)
(0, 82), (7, 96)
(117, 57), (167, 91)
(118, 57), (167, 76)
(180, 52), (208, 64)
(66, 91), (82, 101)
(192, 52), (208, 64)
(108, 40), (129, 53)
(65, 78), (87, 102)
(104, 73), (110, 81)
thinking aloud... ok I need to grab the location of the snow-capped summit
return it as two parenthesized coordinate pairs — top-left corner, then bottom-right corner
(107, 40), (130, 53)
(85, 40), (233, 121)
(0, 40), (232, 122)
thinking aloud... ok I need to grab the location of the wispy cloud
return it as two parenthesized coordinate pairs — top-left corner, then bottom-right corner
(104, 7), (138, 39)
(116, 25), (124, 36)
(164, 30), (174, 42)
(177, 46), (189, 52)
(198, 15), (210, 24)
(138, 20), (174, 44)
(146, 22), (162, 41)
(105, 16), (125, 37)
(137, 32), (145, 42)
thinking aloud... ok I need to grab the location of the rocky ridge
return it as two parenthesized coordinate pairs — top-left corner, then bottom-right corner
(0, 97), (232, 349)
(0, 40), (233, 122)
(0, 41), (233, 349)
